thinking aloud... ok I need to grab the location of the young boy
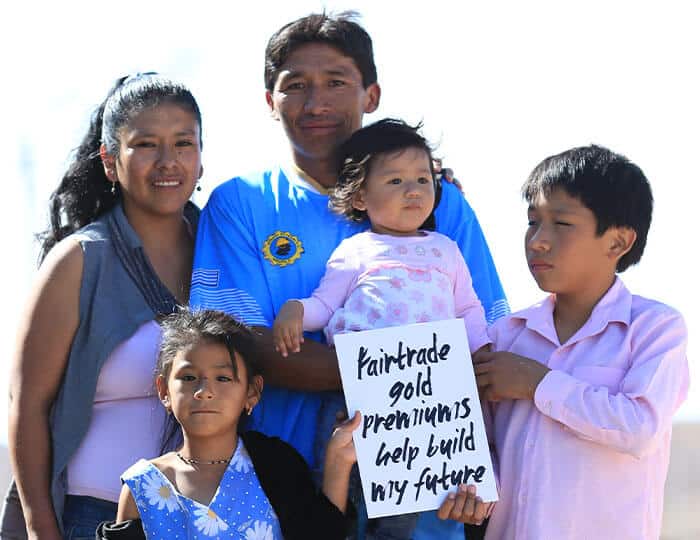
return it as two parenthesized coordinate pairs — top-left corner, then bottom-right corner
(473, 145), (689, 539)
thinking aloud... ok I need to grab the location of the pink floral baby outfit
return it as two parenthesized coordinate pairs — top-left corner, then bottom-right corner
(300, 230), (490, 351)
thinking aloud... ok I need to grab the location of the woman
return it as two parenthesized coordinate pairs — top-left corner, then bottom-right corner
(2, 73), (203, 539)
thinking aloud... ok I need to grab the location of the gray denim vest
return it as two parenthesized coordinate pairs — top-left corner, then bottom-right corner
(1, 202), (197, 537)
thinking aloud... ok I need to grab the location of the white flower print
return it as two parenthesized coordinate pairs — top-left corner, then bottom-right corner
(231, 443), (253, 473)
(193, 506), (229, 536)
(141, 472), (178, 513)
(245, 520), (274, 540)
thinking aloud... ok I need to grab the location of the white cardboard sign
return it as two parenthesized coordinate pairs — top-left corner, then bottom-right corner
(334, 319), (498, 518)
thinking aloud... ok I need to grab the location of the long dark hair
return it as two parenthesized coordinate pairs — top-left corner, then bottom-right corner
(38, 73), (202, 263)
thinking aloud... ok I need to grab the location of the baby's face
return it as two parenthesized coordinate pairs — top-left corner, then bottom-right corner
(353, 147), (435, 237)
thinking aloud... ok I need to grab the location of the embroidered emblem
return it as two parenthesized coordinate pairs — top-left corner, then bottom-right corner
(262, 231), (304, 267)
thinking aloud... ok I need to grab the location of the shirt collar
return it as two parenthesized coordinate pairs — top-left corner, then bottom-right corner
(288, 161), (331, 195)
(110, 201), (143, 250)
(108, 200), (199, 252)
(512, 277), (632, 346)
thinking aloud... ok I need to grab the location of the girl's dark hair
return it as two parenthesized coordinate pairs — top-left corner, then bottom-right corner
(38, 73), (202, 263)
(329, 118), (441, 229)
(157, 308), (262, 452)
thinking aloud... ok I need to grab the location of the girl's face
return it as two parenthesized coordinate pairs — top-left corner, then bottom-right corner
(102, 102), (203, 219)
(352, 147), (435, 236)
(157, 341), (262, 439)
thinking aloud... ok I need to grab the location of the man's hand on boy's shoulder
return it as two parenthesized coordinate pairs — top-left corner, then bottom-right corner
(474, 351), (550, 401)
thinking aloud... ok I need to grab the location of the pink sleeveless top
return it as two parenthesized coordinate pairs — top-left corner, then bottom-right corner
(66, 320), (167, 502)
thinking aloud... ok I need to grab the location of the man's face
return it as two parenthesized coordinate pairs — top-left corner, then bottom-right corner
(266, 43), (380, 168)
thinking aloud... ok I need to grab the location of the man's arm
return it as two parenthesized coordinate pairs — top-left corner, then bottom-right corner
(252, 326), (340, 390)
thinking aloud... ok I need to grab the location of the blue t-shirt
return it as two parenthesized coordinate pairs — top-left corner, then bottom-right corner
(191, 166), (508, 540)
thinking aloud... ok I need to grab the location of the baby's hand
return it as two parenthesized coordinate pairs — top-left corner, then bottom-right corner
(325, 411), (361, 470)
(272, 300), (304, 357)
(474, 351), (550, 401)
(437, 484), (494, 525)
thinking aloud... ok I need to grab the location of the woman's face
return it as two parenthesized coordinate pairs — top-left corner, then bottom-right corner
(104, 102), (203, 218)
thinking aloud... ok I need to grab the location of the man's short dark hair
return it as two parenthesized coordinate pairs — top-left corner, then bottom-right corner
(264, 11), (377, 91)
(522, 144), (653, 272)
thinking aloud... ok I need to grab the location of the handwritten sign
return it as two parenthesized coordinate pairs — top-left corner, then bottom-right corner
(334, 319), (498, 518)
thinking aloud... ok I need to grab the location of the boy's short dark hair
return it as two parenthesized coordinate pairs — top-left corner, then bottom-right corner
(522, 144), (653, 272)
(329, 118), (440, 229)
(264, 11), (377, 91)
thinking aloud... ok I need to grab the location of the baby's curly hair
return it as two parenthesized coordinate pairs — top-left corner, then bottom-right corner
(329, 118), (440, 226)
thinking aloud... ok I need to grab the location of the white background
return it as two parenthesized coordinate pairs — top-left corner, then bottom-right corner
(1, 0), (697, 447)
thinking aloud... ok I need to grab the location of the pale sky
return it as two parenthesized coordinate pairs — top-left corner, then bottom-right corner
(1, 0), (697, 445)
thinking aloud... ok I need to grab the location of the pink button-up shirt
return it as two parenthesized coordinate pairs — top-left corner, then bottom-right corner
(485, 278), (689, 540)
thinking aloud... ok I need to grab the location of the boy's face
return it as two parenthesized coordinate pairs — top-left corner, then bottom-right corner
(266, 43), (380, 169)
(525, 187), (622, 299)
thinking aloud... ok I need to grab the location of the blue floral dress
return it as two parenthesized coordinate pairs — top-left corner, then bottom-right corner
(122, 440), (283, 539)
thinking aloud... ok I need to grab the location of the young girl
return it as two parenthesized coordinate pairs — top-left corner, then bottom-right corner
(273, 118), (492, 539)
(110, 308), (359, 539)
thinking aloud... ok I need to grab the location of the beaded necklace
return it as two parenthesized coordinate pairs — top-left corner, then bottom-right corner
(176, 452), (232, 466)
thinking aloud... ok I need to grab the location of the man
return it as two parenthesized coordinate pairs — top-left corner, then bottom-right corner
(191, 12), (507, 539)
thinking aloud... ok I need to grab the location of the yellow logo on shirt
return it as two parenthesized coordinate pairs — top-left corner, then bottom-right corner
(262, 231), (304, 267)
